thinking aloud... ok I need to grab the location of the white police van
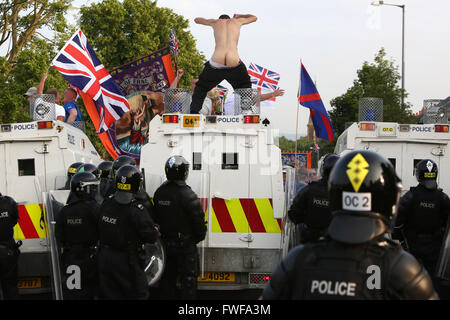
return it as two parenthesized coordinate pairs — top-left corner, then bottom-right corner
(0, 115), (101, 295)
(334, 121), (450, 195)
(140, 90), (286, 290)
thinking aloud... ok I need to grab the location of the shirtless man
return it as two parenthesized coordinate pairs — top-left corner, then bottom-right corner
(190, 14), (257, 113)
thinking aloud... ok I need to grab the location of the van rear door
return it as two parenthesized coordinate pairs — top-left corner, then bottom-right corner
(4, 141), (49, 252)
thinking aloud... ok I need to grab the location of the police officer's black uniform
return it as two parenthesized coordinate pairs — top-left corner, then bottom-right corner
(98, 161), (113, 201)
(288, 154), (339, 244)
(98, 165), (159, 300)
(263, 150), (438, 300)
(0, 193), (20, 300)
(153, 156), (207, 300)
(55, 172), (101, 300)
(394, 159), (450, 292)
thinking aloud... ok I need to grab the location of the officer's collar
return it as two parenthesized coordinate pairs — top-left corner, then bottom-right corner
(171, 180), (187, 187)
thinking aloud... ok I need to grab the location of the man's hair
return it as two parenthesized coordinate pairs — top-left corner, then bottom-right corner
(45, 88), (59, 97)
(218, 14), (230, 19)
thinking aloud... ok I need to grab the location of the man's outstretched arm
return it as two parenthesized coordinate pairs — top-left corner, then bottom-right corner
(233, 14), (257, 25)
(194, 17), (217, 26)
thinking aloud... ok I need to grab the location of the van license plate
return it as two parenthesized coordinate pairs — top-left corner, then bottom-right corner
(17, 278), (42, 289)
(198, 272), (235, 282)
(183, 116), (200, 128)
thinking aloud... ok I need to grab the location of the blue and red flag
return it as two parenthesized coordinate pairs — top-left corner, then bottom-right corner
(297, 63), (334, 142)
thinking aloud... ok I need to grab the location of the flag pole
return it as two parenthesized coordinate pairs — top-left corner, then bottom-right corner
(170, 27), (179, 88)
(294, 59), (301, 169)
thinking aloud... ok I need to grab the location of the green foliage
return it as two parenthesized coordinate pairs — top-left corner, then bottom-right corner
(79, 0), (205, 87)
(329, 48), (416, 137)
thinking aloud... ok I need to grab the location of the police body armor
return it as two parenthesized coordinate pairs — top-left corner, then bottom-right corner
(98, 196), (159, 299)
(403, 186), (446, 243)
(289, 179), (332, 244)
(0, 194), (20, 300)
(288, 239), (397, 299)
(55, 198), (100, 300)
(153, 180), (206, 246)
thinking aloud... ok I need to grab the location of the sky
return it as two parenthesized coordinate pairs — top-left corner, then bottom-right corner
(10, 0), (450, 138)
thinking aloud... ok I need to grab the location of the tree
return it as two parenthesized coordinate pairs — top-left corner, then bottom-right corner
(329, 48), (416, 137)
(0, 0), (71, 77)
(79, 0), (205, 86)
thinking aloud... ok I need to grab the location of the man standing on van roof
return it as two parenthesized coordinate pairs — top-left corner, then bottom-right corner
(190, 14), (257, 114)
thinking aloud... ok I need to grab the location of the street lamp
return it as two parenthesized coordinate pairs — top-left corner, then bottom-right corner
(371, 1), (405, 108)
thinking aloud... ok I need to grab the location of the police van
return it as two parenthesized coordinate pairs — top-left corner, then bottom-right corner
(140, 92), (285, 290)
(334, 121), (450, 195)
(0, 115), (102, 295)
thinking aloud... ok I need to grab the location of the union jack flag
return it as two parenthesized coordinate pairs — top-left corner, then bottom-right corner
(247, 63), (280, 91)
(169, 28), (179, 56)
(51, 29), (130, 133)
(216, 84), (228, 99)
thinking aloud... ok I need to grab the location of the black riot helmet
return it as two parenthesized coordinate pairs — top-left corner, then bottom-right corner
(114, 165), (143, 204)
(415, 159), (438, 190)
(165, 155), (189, 181)
(320, 153), (340, 180)
(70, 172), (100, 200)
(76, 163), (100, 179)
(327, 150), (402, 244)
(111, 155), (136, 177)
(67, 162), (84, 178)
(98, 161), (113, 179)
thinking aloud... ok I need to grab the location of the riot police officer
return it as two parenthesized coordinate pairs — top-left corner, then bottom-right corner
(104, 155), (136, 198)
(98, 161), (113, 200)
(55, 172), (101, 299)
(105, 155), (153, 214)
(153, 155), (207, 300)
(0, 192), (20, 300)
(262, 150), (438, 300)
(394, 159), (450, 293)
(288, 153), (340, 244)
(76, 163), (100, 178)
(98, 165), (159, 300)
(76, 163), (102, 203)
(60, 161), (84, 190)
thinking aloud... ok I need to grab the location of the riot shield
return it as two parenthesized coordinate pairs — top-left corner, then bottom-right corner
(185, 171), (210, 279)
(43, 190), (70, 300)
(281, 166), (298, 258)
(436, 216), (450, 281)
(142, 238), (166, 287)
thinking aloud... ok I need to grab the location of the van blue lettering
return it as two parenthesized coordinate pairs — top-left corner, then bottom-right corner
(411, 126), (431, 132)
(217, 117), (239, 123)
(13, 124), (35, 130)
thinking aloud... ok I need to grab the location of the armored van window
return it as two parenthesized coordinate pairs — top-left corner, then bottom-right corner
(222, 153), (238, 170)
(193, 152), (202, 170)
(388, 158), (396, 170)
(18, 159), (35, 176)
